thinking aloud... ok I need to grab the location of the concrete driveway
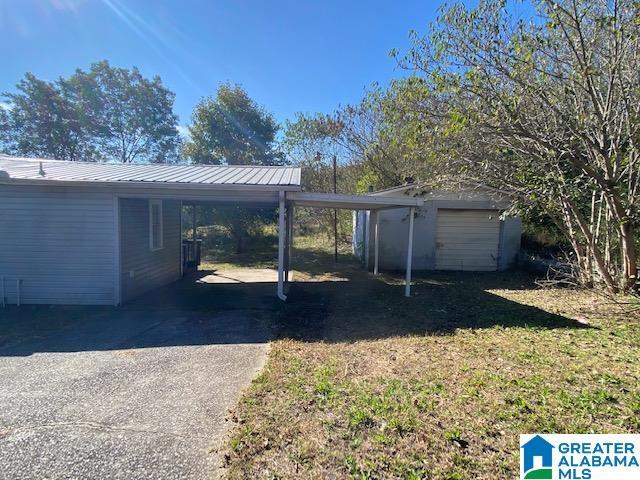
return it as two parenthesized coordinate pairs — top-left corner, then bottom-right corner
(0, 273), (274, 480)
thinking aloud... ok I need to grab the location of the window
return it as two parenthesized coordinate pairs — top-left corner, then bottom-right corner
(149, 200), (163, 251)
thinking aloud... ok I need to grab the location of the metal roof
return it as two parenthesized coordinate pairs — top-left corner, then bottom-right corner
(0, 155), (301, 190)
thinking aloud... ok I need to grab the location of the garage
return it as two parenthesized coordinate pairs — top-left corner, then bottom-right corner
(353, 183), (522, 272)
(435, 209), (501, 271)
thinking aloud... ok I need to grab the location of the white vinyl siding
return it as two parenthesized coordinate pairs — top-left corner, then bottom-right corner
(435, 209), (501, 271)
(0, 185), (116, 305)
(120, 198), (181, 302)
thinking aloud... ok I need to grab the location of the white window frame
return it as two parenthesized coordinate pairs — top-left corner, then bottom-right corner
(149, 199), (164, 251)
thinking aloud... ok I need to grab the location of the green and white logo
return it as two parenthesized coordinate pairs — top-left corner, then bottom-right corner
(520, 434), (640, 480)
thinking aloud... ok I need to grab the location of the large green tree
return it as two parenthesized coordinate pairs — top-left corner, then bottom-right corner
(1, 61), (179, 163)
(184, 84), (282, 253)
(79, 61), (180, 163)
(1, 73), (96, 160)
(183, 83), (281, 165)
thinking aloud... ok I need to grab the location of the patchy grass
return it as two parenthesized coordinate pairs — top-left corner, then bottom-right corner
(221, 239), (640, 479)
(200, 230), (356, 276)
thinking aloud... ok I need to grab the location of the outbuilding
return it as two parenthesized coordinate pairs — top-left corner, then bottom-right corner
(0, 155), (423, 306)
(353, 183), (522, 272)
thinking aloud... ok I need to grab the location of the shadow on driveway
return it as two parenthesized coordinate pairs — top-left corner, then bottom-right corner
(0, 268), (592, 356)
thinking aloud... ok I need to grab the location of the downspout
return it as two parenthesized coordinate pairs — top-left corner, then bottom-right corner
(277, 191), (287, 301)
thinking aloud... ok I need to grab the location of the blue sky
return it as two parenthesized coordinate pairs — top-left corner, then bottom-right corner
(0, 0), (439, 131)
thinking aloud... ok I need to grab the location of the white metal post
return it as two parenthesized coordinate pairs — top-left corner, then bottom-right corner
(285, 205), (293, 283)
(277, 191), (287, 301)
(405, 207), (415, 297)
(373, 210), (380, 275)
(364, 211), (371, 270)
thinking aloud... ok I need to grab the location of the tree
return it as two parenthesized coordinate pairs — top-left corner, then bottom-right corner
(1, 73), (97, 160)
(0, 102), (13, 153)
(183, 83), (281, 165)
(335, 81), (438, 191)
(284, 112), (345, 192)
(184, 84), (282, 253)
(76, 61), (180, 163)
(395, 0), (640, 293)
(1, 61), (179, 163)
(283, 82), (438, 197)
(283, 112), (358, 241)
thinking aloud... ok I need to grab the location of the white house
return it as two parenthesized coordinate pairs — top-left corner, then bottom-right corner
(0, 155), (423, 306)
(353, 183), (522, 272)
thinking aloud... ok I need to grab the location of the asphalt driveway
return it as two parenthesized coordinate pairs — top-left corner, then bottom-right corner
(0, 273), (274, 480)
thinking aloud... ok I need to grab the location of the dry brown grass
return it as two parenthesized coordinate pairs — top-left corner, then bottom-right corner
(218, 240), (640, 480)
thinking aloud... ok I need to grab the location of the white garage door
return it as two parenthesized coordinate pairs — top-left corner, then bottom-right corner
(435, 209), (500, 271)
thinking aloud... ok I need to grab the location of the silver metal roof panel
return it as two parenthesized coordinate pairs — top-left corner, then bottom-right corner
(0, 155), (301, 190)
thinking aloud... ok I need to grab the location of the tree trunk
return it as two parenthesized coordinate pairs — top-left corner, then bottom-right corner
(564, 197), (618, 293)
(619, 222), (637, 291)
(603, 191), (637, 292)
(234, 232), (243, 254)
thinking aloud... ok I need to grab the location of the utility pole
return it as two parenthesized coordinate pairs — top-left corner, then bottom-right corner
(333, 154), (338, 263)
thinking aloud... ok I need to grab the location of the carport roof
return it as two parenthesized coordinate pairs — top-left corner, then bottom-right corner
(0, 155), (301, 190)
(288, 191), (423, 210)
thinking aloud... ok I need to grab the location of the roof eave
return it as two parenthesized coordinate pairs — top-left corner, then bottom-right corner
(0, 177), (302, 192)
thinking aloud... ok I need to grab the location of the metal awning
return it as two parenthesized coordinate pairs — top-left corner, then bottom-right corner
(287, 191), (423, 210)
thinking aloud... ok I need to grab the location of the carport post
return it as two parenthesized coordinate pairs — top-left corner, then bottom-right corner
(277, 191), (287, 301)
(373, 210), (380, 275)
(285, 205), (293, 283)
(405, 207), (415, 297)
(364, 211), (371, 270)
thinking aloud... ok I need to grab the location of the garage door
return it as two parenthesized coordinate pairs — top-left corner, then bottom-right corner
(435, 209), (500, 271)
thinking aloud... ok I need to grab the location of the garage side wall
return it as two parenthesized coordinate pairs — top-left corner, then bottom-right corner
(498, 217), (522, 271)
(0, 184), (116, 305)
(120, 198), (181, 302)
(371, 206), (436, 271)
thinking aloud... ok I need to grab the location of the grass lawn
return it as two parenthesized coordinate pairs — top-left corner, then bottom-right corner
(216, 236), (640, 480)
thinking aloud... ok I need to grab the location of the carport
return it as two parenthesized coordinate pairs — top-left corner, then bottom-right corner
(179, 190), (425, 301)
(284, 192), (424, 299)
